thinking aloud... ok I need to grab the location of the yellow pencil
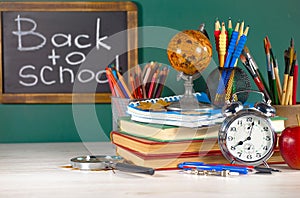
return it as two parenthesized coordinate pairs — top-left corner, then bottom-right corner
(274, 59), (282, 104)
(219, 22), (227, 67)
(282, 50), (290, 105)
(285, 52), (297, 105)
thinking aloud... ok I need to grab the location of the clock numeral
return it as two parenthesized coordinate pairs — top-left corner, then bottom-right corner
(230, 146), (236, 150)
(237, 152), (242, 157)
(230, 127), (236, 132)
(263, 126), (269, 131)
(237, 120), (243, 126)
(247, 154), (252, 159)
(256, 153), (262, 158)
(246, 117), (253, 122)
(265, 136), (271, 141)
(257, 120), (261, 125)
(227, 136), (233, 141)
(263, 146), (268, 150)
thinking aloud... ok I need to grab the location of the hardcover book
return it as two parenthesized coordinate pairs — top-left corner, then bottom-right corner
(115, 145), (284, 170)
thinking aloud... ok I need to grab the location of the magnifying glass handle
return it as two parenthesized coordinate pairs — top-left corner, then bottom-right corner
(115, 163), (155, 175)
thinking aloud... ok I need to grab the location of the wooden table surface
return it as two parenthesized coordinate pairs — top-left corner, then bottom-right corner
(0, 142), (300, 198)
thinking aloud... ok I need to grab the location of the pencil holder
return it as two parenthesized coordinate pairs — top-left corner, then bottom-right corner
(111, 97), (131, 131)
(274, 104), (300, 127)
(206, 67), (251, 107)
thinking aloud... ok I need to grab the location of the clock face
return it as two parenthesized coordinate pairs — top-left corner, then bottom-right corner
(219, 110), (276, 165)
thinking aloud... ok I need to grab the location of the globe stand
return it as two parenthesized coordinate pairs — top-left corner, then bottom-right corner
(167, 72), (212, 111)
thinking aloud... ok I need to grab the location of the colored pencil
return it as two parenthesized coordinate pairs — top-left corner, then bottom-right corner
(106, 68), (124, 98)
(274, 58), (282, 103)
(147, 70), (158, 98)
(227, 18), (233, 42)
(129, 73), (137, 99)
(285, 52), (297, 105)
(117, 71), (133, 99)
(214, 18), (221, 57)
(155, 66), (169, 98)
(293, 60), (298, 105)
(106, 69), (116, 97)
(282, 50), (290, 105)
(224, 22), (239, 68)
(219, 22), (227, 67)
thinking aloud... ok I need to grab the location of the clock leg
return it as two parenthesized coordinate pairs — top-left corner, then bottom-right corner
(262, 161), (270, 168)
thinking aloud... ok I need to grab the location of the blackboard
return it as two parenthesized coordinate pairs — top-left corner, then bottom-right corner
(0, 2), (138, 103)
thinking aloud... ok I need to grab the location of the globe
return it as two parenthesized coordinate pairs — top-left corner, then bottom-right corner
(167, 29), (213, 76)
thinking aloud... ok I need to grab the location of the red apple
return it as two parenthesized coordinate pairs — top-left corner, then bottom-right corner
(279, 126), (300, 169)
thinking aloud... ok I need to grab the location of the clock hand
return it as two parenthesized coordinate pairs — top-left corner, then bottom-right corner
(233, 140), (244, 148)
(235, 123), (255, 147)
(233, 122), (255, 148)
(247, 121), (255, 140)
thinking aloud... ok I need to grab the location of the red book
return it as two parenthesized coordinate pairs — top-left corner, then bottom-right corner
(111, 131), (285, 170)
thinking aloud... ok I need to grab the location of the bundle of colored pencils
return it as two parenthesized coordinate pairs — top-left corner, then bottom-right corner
(213, 18), (250, 105)
(263, 37), (298, 105)
(106, 62), (169, 99)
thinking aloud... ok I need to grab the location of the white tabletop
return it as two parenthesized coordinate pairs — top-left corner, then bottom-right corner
(0, 142), (299, 198)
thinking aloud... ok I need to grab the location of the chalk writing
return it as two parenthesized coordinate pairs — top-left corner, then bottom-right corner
(11, 15), (119, 87)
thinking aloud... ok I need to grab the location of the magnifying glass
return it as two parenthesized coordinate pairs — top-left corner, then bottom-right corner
(70, 155), (155, 175)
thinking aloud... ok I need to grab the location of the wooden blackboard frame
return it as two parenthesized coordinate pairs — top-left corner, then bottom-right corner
(0, 2), (138, 103)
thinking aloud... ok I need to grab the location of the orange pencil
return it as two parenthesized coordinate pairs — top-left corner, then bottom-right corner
(106, 68), (116, 96)
(106, 68), (124, 98)
(129, 73), (137, 99)
(117, 71), (133, 99)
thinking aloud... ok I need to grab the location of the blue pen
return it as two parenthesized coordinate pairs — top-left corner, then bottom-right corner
(214, 23), (240, 98)
(220, 26), (249, 92)
(178, 162), (248, 174)
(229, 26), (249, 68)
(223, 24), (239, 68)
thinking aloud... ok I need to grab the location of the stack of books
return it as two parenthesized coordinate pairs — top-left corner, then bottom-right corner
(111, 116), (286, 170)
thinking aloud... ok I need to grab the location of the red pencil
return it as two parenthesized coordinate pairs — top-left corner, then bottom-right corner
(155, 67), (169, 98)
(147, 71), (158, 98)
(293, 60), (298, 104)
(214, 19), (221, 60)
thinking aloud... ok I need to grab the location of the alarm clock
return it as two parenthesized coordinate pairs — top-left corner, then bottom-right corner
(218, 90), (276, 167)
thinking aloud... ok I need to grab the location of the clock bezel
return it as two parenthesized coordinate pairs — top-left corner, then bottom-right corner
(218, 108), (277, 166)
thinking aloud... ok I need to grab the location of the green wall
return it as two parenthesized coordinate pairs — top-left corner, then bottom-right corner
(1, 0), (299, 142)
